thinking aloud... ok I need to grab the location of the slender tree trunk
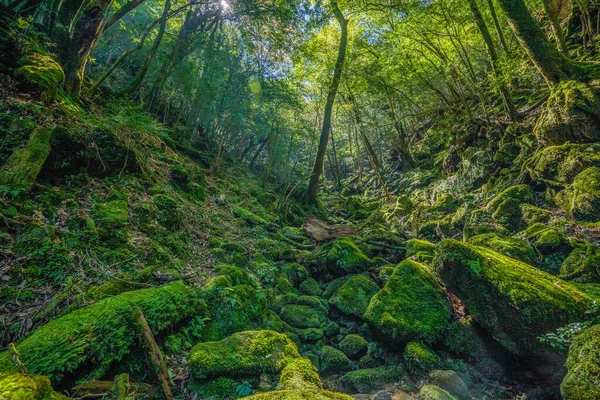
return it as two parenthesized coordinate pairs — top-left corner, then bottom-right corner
(496, 0), (574, 84)
(542, 0), (570, 57)
(386, 91), (415, 168)
(118, 0), (170, 96)
(307, 1), (348, 203)
(486, 0), (510, 54)
(468, 0), (518, 121)
(250, 136), (270, 171)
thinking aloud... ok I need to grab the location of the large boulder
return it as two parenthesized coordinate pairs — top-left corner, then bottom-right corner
(556, 167), (600, 221)
(364, 260), (450, 344)
(527, 143), (600, 186)
(534, 80), (600, 145)
(561, 324), (600, 400)
(560, 242), (600, 283)
(434, 240), (594, 375)
(0, 282), (202, 385)
(468, 233), (538, 266)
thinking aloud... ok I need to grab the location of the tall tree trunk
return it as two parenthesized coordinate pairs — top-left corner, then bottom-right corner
(468, 0), (518, 121)
(542, 0), (570, 57)
(62, 0), (113, 95)
(307, 1), (348, 203)
(496, 0), (575, 84)
(485, 0), (510, 54)
(118, 0), (170, 97)
(386, 91), (415, 168)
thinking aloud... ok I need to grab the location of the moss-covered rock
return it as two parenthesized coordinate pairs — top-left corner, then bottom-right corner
(339, 366), (404, 394)
(468, 233), (538, 266)
(527, 143), (600, 186)
(519, 224), (572, 274)
(558, 167), (600, 221)
(322, 277), (350, 300)
(243, 390), (353, 399)
(299, 278), (322, 296)
(429, 370), (470, 400)
(406, 239), (436, 265)
(338, 334), (368, 359)
(0, 371), (67, 399)
(404, 341), (440, 377)
(280, 304), (327, 329)
(560, 324), (600, 400)
(15, 54), (65, 104)
(534, 80), (600, 145)
(324, 237), (373, 275)
(521, 204), (552, 225)
(487, 185), (535, 211)
(491, 198), (525, 233)
(0, 282), (202, 384)
(560, 243), (600, 283)
(364, 260), (450, 344)
(420, 384), (458, 400)
(329, 275), (380, 318)
(0, 127), (55, 192)
(434, 240), (594, 370)
(320, 346), (354, 374)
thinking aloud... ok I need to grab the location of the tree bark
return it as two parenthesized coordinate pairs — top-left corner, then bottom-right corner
(307, 1), (348, 203)
(485, 0), (510, 54)
(468, 0), (518, 121)
(542, 0), (570, 57)
(495, 0), (574, 84)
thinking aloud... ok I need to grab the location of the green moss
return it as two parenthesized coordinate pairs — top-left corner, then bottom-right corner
(15, 54), (65, 104)
(320, 346), (354, 374)
(364, 260), (450, 344)
(561, 167), (600, 221)
(560, 243), (600, 283)
(520, 225), (572, 274)
(378, 266), (395, 284)
(443, 321), (480, 359)
(325, 237), (373, 274)
(189, 376), (239, 399)
(468, 233), (538, 266)
(299, 278), (322, 296)
(404, 341), (440, 378)
(534, 80), (600, 145)
(0, 371), (67, 399)
(233, 205), (269, 226)
(282, 263), (309, 286)
(0, 282), (203, 384)
(244, 390), (353, 399)
(491, 198), (525, 233)
(527, 143), (600, 185)
(560, 324), (600, 400)
(279, 304), (326, 329)
(338, 334), (368, 359)
(0, 127), (54, 192)
(406, 239), (436, 264)
(428, 370), (470, 400)
(434, 240), (593, 366)
(92, 199), (129, 246)
(487, 185), (535, 211)
(154, 194), (181, 229)
(521, 204), (552, 225)
(420, 384), (458, 400)
(322, 277), (350, 299)
(339, 366), (404, 394)
(329, 275), (380, 318)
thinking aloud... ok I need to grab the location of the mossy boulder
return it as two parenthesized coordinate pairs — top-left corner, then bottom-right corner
(534, 80), (600, 145)
(324, 237), (373, 275)
(491, 198), (525, 233)
(527, 143), (600, 186)
(339, 366), (404, 394)
(521, 204), (552, 225)
(404, 341), (440, 377)
(15, 54), (65, 104)
(560, 243), (600, 283)
(329, 275), (380, 318)
(429, 370), (470, 400)
(338, 334), (368, 359)
(0, 371), (67, 399)
(0, 282), (202, 385)
(406, 239), (436, 265)
(560, 324), (600, 400)
(520, 224), (572, 274)
(322, 277), (350, 300)
(364, 260), (450, 344)
(434, 240), (594, 371)
(244, 390), (353, 399)
(280, 304), (327, 329)
(468, 233), (538, 266)
(299, 277), (322, 296)
(487, 185), (535, 211)
(420, 385), (458, 400)
(557, 167), (600, 221)
(320, 346), (354, 374)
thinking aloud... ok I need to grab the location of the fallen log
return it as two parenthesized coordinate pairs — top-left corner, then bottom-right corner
(302, 217), (358, 242)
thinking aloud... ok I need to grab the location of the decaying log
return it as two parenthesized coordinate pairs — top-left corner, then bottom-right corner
(302, 217), (358, 242)
(72, 378), (153, 398)
(136, 308), (173, 400)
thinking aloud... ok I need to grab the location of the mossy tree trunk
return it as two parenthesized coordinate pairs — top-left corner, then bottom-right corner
(61, 0), (113, 95)
(307, 1), (348, 203)
(542, 0), (570, 57)
(485, 0), (510, 54)
(468, 0), (518, 121)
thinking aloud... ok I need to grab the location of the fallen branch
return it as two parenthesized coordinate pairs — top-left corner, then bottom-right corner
(136, 308), (173, 400)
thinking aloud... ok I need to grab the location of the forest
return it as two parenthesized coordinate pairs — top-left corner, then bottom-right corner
(0, 0), (599, 399)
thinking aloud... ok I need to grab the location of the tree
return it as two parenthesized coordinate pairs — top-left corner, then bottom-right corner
(307, 0), (348, 203)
